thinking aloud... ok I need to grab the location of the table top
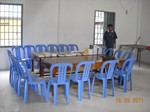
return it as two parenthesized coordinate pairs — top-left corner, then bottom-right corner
(32, 51), (84, 58)
(42, 55), (119, 64)
(32, 52), (124, 76)
(119, 44), (147, 49)
(41, 55), (124, 71)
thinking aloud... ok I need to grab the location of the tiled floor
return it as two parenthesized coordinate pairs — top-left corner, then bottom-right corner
(0, 62), (150, 112)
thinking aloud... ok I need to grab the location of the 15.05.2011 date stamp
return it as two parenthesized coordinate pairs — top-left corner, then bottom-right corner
(115, 97), (144, 103)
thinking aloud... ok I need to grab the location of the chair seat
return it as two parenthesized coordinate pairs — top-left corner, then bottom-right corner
(21, 58), (31, 61)
(115, 70), (127, 76)
(70, 75), (83, 82)
(94, 73), (108, 80)
(47, 63), (73, 105)
(91, 60), (119, 98)
(49, 77), (69, 85)
(32, 76), (49, 83)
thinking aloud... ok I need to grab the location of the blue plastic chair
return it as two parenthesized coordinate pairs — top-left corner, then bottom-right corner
(16, 59), (48, 103)
(12, 54), (41, 97)
(114, 49), (122, 58)
(12, 46), (31, 69)
(70, 61), (95, 101)
(91, 60), (118, 98)
(8, 53), (22, 95)
(58, 44), (69, 52)
(7, 50), (15, 87)
(11, 55), (24, 96)
(68, 44), (79, 51)
(24, 45), (36, 68)
(36, 44), (47, 52)
(47, 63), (73, 105)
(12, 46), (25, 59)
(47, 44), (59, 52)
(101, 46), (106, 54)
(122, 51), (133, 59)
(115, 57), (136, 92)
(24, 45), (36, 58)
(105, 48), (114, 56)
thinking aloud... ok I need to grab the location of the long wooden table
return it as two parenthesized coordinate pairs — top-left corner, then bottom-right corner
(31, 52), (124, 76)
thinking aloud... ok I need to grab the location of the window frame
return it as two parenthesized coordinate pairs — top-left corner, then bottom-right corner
(93, 10), (116, 46)
(0, 3), (23, 48)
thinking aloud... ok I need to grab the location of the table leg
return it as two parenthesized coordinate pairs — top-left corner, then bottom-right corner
(138, 49), (142, 67)
(39, 58), (42, 77)
(32, 59), (34, 72)
(119, 46), (122, 50)
(51, 86), (54, 96)
(137, 49), (139, 62)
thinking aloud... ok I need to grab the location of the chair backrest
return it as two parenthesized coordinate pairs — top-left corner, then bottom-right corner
(68, 44), (79, 51)
(24, 45), (36, 58)
(49, 63), (73, 84)
(122, 51), (133, 59)
(11, 55), (25, 78)
(105, 48), (114, 56)
(99, 60), (119, 79)
(47, 44), (59, 52)
(7, 50), (12, 62)
(101, 46), (107, 54)
(74, 61), (95, 81)
(36, 44), (47, 52)
(12, 46), (25, 59)
(11, 46), (17, 53)
(114, 49), (122, 58)
(58, 44), (69, 52)
(120, 57), (136, 76)
(16, 58), (33, 82)
(7, 50), (13, 69)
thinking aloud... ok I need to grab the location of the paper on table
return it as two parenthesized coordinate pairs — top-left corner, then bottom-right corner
(42, 52), (51, 57)
(65, 54), (72, 56)
(51, 53), (58, 57)
(58, 54), (65, 57)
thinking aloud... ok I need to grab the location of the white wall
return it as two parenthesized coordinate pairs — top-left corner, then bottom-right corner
(140, 0), (150, 63)
(0, 0), (140, 70)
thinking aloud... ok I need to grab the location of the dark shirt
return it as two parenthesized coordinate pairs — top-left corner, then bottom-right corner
(103, 31), (118, 49)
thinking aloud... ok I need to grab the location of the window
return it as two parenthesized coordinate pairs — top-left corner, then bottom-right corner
(94, 11), (115, 45)
(0, 3), (23, 47)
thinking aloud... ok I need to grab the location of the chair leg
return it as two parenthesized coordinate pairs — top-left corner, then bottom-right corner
(40, 84), (43, 96)
(88, 79), (91, 99)
(81, 81), (84, 100)
(47, 83), (51, 98)
(40, 84), (44, 96)
(17, 76), (21, 96)
(64, 85), (66, 98)
(65, 82), (70, 104)
(111, 78), (115, 96)
(53, 84), (58, 105)
(130, 74), (132, 91)
(102, 79), (107, 98)
(9, 67), (13, 87)
(23, 81), (28, 103)
(77, 81), (82, 101)
(119, 76), (123, 85)
(123, 75), (127, 93)
(14, 74), (18, 93)
(35, 85), (40, 95)
(31, 85), (35, 90)
(12, 73), (15, 88)
(91, 77), (95, 93)
(43, 83), (48, 102)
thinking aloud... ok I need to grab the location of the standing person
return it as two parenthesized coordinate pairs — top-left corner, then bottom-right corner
(103, 24), (118, 55)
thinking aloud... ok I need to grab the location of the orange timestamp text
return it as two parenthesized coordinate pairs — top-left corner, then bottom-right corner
(115, 97), (144, 103)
